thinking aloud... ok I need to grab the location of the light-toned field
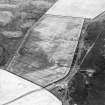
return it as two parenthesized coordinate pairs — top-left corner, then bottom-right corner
(8, 14), (84, 86)
(47, 0), (105, 18)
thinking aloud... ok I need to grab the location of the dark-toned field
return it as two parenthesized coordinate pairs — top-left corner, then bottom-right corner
(0, 0), (57, 68)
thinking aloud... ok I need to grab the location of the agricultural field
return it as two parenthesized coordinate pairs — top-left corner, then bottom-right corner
(0, 0), (57, 68)
(7, 15), (84, 86)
